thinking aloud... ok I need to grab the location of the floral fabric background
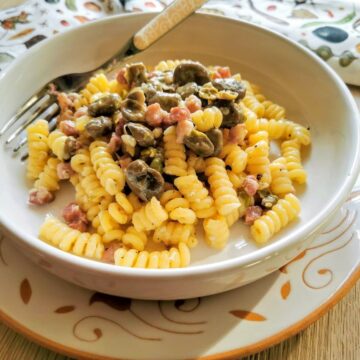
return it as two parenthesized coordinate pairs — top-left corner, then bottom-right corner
(0, 0), (359, 85)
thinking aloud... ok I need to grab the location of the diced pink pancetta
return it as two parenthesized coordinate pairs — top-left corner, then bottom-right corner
(229, 124), (247, 146)
(57, 162), (75, 180)
(242, 175), (259, 197)
(59, 120), (79, 137)
(114, 113), (125, 137)
(145, 103), (168, 127)
(167, 107), (191, 124)
(116, 67), (128, 85)
(185, 95), (202, 113)
(62, 202), (88, 232)
(245, 206), (262, 225)
(102, 242), (123, 263)
(176, 119), (194, 144)
(28, 188), (54, 206)
(73, 106), (88, 118)
(107, 133), (122, 153)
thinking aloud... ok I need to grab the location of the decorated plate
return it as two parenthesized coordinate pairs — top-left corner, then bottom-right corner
(0, 189), (359, 359)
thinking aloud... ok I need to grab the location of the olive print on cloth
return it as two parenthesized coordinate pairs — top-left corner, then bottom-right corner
(0, 0), (359, 84)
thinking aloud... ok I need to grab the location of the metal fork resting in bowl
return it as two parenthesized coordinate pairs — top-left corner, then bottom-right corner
(0, 0), (207, 157)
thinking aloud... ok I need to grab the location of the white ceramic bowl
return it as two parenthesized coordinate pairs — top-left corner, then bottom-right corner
(0, 13), (359, 300)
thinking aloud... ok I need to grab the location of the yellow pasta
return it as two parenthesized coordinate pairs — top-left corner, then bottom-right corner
(163, 126), (188, 176)
(281, 139), (307, 184)
(34, 157), (61, 192)
(191, 107), (223, 132)
(160, 190), (197, 224)
(39, 217), (104, 259)
(153, 221), (197, 247)
(203, 215), (230, 249)
(270, 157), (295, 196)
(114, 242), (190, 268)
(174, 174), (217, 218)
(48, 130), (72, 161)
(26, 119), (49, 180)
(243, 94), (265, 117)
(29, 60), (310, 267)
(90, 140), (125, 195)
(262, 100), (286, 120)
(122, 226), (148, 251)
(219, 143), (248, 174)
(251, 194), (301, 243)
(154, 59), (182, 71)
(132, 197), (168, 232)
(246, 140), (271, 189)
(205, 157), (240, 216)
(187, 152), (206, 174)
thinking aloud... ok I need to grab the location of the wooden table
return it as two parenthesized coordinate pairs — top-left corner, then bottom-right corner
(0, 0), (359, 358)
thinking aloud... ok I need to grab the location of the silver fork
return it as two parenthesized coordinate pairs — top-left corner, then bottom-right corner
(0, 0), (207, 156)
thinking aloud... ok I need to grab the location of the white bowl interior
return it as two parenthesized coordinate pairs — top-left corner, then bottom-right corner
(0, 13), (359, 268)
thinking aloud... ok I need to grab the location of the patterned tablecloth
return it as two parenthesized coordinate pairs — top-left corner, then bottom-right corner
(0, 0), (359, 85)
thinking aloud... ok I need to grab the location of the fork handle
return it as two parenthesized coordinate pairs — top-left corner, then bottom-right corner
(133, 0), (208, 51)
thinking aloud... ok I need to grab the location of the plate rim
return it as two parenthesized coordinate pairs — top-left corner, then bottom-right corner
(0, 265), (359, 360)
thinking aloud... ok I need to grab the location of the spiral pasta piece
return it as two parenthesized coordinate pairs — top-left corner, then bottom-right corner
(270, 157), (295, 196)
(244, 118), (311, 145)
(154, 59), (182, 71)
(203, 215), (230, 249)
(26, 119), (49, 180)
(187, 152), (206, 174)
(34, 158), (61, 191)
(226, 170), (246, 190)
(48, 130), (71, 160)
(73, 73), (114, 109)
(122, 226), (148, 251)
(132, 197), (168, 232)
(242, 95), (265, 117)
(219, 143), (247, 174)
(191, 107), (223, 132)
(281, 139), (307, 184)
(174, 174), (217, 218)
(226, 208), (241, 227)
(153, 221), (197, 248)
(262, 100), (286, 120)
(114, 242), (190, 268)
(127, 192), (143, 211)
(204, 158), (240, 216)
(246, 140), (271, 189)
(73, 176), (104, 223)
(248, 130), (269, 146)
(72, 150), (111, 204)
(90, 140), (125, 195)
(98, 209), (121, 233)
(251, 193), (301, 243)
(163, 126), (187, 177)
(39, 216), (104, 259)
(160, 190), (196, 224)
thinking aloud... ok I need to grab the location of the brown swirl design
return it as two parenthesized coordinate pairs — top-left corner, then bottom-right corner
(129, 308), (204, 335)
(302, 232), (355, 289)
(346, 189), (360, 202)
(0, 236), (7, 266)
(74, 292), (205, 340)
(310, 210), (357, 250)
(174, 298), (202, 312)
(73, 315), (162, 342)
(158, 299), (207, 325)
(321, 208), (350, 235)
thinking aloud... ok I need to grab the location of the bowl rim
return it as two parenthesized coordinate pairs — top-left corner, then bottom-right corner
(1, 11), (360, 278)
